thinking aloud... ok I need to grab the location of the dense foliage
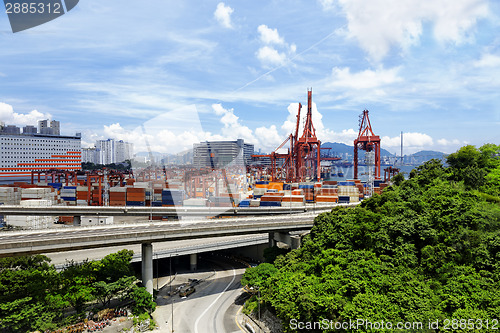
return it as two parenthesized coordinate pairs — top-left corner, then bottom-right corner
(81, 160), (132, 171)
(0, 250), (155, 332)
(243, 144), (500, 332)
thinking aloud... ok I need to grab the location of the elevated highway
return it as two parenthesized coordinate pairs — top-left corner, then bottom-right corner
(0, 203), (359, 294)
(0, 205), (309, 217)
(0, 213), (320, 257)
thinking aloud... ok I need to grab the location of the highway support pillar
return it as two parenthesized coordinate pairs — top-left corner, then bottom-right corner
(141, 243), (153, 295)
(268, 232), (277, 247)
(190, 253), (197, 271)
(271, 232), (302, 250)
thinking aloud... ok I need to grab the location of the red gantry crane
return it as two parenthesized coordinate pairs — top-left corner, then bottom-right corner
(252, 89), (321, 182)
(354, 110), (381, 180)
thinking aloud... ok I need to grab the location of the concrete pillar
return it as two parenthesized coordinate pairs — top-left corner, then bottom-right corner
(189, 253), (197, 271)
(291, 235), (302, 250)
(274, 232), (292, 248)
(141, 243), (153, 295)
(268, 232), (277, 247)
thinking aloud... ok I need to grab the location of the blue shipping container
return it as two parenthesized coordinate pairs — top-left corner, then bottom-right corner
(259, 201), (281, 207)
(126, 201), (146, 206)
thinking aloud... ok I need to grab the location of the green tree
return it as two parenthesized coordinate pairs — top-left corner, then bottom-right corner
(243, 145), (500, 332)
(241, 263), (278, 289)
(130, 285), (156, 315)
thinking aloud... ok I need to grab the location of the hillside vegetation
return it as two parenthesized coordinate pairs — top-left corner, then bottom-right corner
(242, 144), (500, 332)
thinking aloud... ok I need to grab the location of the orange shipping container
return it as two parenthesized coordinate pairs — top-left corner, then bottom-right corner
(268, 182), (284, 191)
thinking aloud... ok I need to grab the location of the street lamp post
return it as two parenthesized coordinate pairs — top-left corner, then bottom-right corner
(170, 254), (174, 333)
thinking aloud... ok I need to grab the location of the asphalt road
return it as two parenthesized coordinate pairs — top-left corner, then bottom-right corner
(155, 258), (246, 333)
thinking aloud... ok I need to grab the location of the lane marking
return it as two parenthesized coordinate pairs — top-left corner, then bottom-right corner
(235, 305), (246, 333)
(194, 266), (236, 333)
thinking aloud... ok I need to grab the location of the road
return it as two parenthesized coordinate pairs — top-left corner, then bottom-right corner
(154, 258), (246, 333)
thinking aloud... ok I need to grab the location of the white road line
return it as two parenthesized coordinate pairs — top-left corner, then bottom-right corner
(194, 266), (236, 333)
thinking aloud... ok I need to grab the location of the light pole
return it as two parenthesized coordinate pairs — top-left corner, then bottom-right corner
(258, 286), (261, 333)
(156, 253), (159, 291)
(170, 254), (174, 333)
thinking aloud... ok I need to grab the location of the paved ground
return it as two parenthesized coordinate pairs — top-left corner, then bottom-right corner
(151, 256), (247, 333)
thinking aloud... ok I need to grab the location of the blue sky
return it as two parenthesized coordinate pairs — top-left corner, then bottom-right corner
(0, 0), (499, 155)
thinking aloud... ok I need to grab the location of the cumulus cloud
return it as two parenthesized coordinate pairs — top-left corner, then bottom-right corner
(210, 104), (288, 151)
(382, 132), (433, 148)
(437, 138), (461, 146)
(333, 0), (489, 61)
(0, 102), (51, 127)
(257, 25), (285, 45)
(211, 103), (255, 145)
(474, 53), (500, 68)
(255, 125), (283, 150)
(214, 2), (234, 29)
(330, 66), (403, 89)
(256, 25), (296, 68)
(256, 46), (288, 67)
(281, 102), (358, 145)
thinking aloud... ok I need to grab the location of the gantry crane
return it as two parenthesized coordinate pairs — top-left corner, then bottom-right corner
(252, 89), (321, 182)
(354, 110), (381, 180)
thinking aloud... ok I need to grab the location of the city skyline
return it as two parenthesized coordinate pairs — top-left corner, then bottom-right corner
(0, 0), (499, 155)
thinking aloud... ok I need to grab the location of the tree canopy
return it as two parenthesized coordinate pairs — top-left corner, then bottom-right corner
(0, 249), (154, 333)
(243, 144), (500, 333)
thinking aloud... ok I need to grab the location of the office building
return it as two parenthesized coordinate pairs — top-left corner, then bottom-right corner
(0, 119), (81, 179)
(193, 139), (254, 168)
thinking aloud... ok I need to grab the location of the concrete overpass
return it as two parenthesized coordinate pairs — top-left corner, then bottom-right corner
(0, 203), (359, 294)
(0, 205), (310, 217)
(48, 234), (270, 269)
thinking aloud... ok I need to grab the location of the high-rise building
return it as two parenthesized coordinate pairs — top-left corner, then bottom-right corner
(193, 139), (254, 168)
(95, 139), (133, 165)
(38, 119), (60, 135)
(81, 147), (101, 164)
(22, 126), (37, 134)
(0, 120), (81, 179)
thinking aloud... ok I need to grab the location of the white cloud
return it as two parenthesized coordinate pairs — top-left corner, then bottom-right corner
(334, 0), (489, 61)
(255, 125), (283, 150)
(319, 0), (336, 10)
(474, 53), (500, 68)
(437, 138), (461, 146)
(256, 46), (288, 67)
(382, 132), (433, 148)
(0, 102), (51, 127)
(214, 2), (234, 29)
(281, 102), (358, 145)
(255, 25), (296, 68)
(257, 25), (285, 45)
(330, 66), (402, 89)
(211, 103), (255, 144)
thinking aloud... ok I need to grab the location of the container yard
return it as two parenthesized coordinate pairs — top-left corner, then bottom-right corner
(0, 90), (397, 229)
(0, 169), (391, 229)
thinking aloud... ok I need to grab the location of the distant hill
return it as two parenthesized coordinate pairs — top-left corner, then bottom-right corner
(321, 142), (447, 165)
(411, 150), (446, 158)
(321, 142), (394, 157)
(403, 150), (447, 165)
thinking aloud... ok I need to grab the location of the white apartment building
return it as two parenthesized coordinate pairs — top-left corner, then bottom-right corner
(93, 139), (133, 165)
